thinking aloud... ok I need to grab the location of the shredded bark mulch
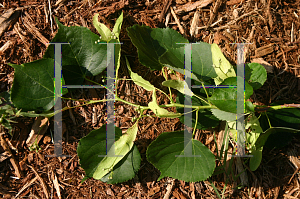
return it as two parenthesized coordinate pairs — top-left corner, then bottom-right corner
(0, 0), (300, 198)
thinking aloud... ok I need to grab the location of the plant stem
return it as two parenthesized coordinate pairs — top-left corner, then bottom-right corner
(161, 103), (217, 110)
(254, 104), (300, 112)
(162, 67), (174, 103)
(114, 96), (148, 109)
(20, 95), (219, 119)
(84, 76), (115, 95)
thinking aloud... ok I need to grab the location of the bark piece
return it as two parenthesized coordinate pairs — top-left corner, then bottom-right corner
(159, 0), (172, 24)
(175, 0), (213, 14)
(22, 12), (49, 47)
(170, 7), (185, 35)
(254, 43), (274, 57)
(190, 10), (199, 37)
(27, 165), (49, 199)
(226, 0), (242, 5)
(15, 176), (38, 198)
(26, 117), (49, 148)
(0, 134), (23, 178)
(0, 40), (11, 55)
(0, 8), (20, 38)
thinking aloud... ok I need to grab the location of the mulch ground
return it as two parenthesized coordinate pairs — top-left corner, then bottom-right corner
(0, 0), (300, 198)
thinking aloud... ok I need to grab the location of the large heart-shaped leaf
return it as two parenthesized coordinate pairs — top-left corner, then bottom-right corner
(210, 109), (237, 121)
(101, 145), (141, 184)
(211, 43), (236, 85)
(147, 131), (215, 182)
(245, 63), (267, 90)
(44, 18), (107, 85)
(77, 122), (139, 180)
(209, 77), (253, 113)
(9, 59), (68, 111)
(127, 25), (188, 70)
(160, 43), (218, 82)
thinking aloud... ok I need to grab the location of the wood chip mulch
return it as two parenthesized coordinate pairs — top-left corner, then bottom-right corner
(0, 0), (300, 198)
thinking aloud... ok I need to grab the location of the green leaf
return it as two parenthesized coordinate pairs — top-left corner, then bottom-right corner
(255, 127), (300, 149)
(245, 101), (255, 113)
(162, 80), (193, 96)
(246, 114), (263, 148)
(159, 47), (185, 75)
(209, 77), (253, 113)
(258, 101), (300, 149)
(249, 148), (263, 171)
(101, 145), (141, 184)
(93, 14), (112, 42)
(148, 90), (181, 118)
(210, 109), (236, 121)
(249, 126), (300, 171)
(245, 63), (267, 90)
(160, 43), (218, 82)
(112, 12), (123, 39)
(127, 25), (188, 70)
(192, 43), (218, 81)
(259, 101), (300, 130)
(44, 18), (107, 85)
(211, 43), (236, 85)
(77, 122), (139, 180)
(125, 57), (155, 91)
(9, 59), (68, 111)
(147, 131), (215, 182)
(0, 91), (11, 104)
(176, 92), (219, 130)
(192, 79), (215, 97)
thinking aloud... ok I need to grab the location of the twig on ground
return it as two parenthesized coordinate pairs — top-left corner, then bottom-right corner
(170, 7), (185, 35)
(14, 176), (38, 198)
(27, 165), (50, 199)
(0, 134), (23, 179)
(206, 0), (223, 28)
(158, 0), (172, 26)
(48, 0), (53, 34)
(64, 0), (87, 19)
(190, 9), (199, 37)
(214, 9), (260, 30)
(163, 178), (175, 199)
(22, 12), (50, 47)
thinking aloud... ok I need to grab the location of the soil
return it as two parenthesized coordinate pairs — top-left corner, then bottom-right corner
(0, 0), (300, 198)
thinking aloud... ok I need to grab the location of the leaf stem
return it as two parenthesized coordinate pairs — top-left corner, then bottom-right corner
(192, 109), (199, 136)
(201, 82), (211, 102)
(193, 94), (210, 105)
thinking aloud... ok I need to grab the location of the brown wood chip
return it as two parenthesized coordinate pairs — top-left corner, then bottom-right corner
(226, 0), (243, 6)
(26, 117), (49, 148)
(175, 0), (213, 14)
(0, 8), (20, 38)
(254, 43), (274, 57)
